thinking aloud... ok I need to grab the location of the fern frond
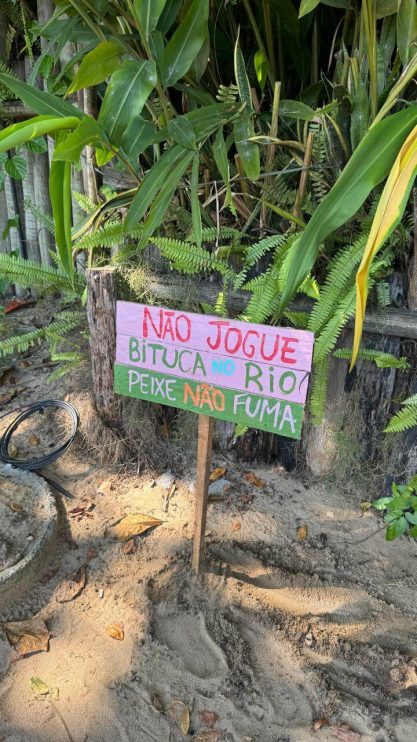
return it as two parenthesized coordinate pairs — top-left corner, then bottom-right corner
(48, 358), (84, 382)
(309, 357), (329, 425)
(385, 406), (417, 433)
(307, 235), (366, 334)
(313, 285), (357, 362)
(152, 237), (235, 278)
(284, 310), (309, 329)
(334, 348), (410, 369)
(376, 281), (391, 308)
(73, 191), (96, 214)
(0, 254), (85, 294)
(234, 423), (248, 438)
(213, 290), (228, 317)
(24, 198), (55, 235)
(75, 221), (143, 251)
(234, 232), (288, 289)
(186, 226), (242, 244)
(0, 328), (45, 357)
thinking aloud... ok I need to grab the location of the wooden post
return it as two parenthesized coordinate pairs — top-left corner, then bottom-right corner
(192, 414), (214, 573)
(87, 267), (122, 429)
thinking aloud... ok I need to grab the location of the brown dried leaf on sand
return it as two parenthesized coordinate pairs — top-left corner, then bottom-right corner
(209, 467), (227, 481)
(2, 618), (50, 657)
(198, 710), (219, 728)
(105, 513), (162, 541)
(244, 472), (266, 488)
(55, 564), (87, 603)
(168, 700), (190, 735)
(106, 622), (124, 641)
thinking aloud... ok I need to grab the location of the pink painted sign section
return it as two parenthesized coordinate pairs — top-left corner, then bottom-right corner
(116, 302), (314, 372)
(115, 333), (310, 404)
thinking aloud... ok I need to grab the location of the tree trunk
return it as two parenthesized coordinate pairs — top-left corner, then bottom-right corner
(87, 267), (122, 428)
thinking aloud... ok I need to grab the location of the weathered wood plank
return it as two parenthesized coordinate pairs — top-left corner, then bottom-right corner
(139, 275), (417, 341)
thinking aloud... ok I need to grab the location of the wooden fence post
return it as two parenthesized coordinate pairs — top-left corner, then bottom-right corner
(87, 267), (122, 429)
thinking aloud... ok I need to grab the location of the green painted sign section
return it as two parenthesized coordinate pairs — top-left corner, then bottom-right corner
(114, 363), (304, 439)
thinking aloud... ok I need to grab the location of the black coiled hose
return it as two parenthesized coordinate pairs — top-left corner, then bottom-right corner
(0, 400), (79, 497)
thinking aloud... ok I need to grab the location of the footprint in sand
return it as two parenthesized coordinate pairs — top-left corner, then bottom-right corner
(154, 611), (228, 679)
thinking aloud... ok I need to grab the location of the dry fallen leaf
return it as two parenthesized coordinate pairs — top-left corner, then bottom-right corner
(296, 524), (308, 541)
(244, 472), (265, 488)
(55, 564), (87, 603)
(231, 521), (241, 532)
(29, 435), (40, 446)
(2, 618), (50, 657)
(105, 513), (162, 541)
(209, 467), (226, 481)
(69, 503), (95, 521)
(123, 538), (136, 555)
(9, 502), (24, 513)
(313, 718), (328, 731)
(198, 710), (219, 729)
(168, 700), (190, 735)
(151, 693), (164, 712)
(330, 725), (361, 742)
(107, 622), (124, 641)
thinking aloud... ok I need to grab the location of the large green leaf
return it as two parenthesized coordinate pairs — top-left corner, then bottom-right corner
(53, 117), (102, 162)
(120, 116), (159, 160)
(168, 116), (196, 148)
(279, 100), (315, 120)
(133, 0), (166, 38)
(125, 144), (189, 229)
(234, 37), (252, 109)
(4, 156), (26, 180)
(397, 0), (417, 63)
(0, 73), (83, 119)
(0, 115), (80, 153)
(160, 0), (209, 87)
(140, 147), (194, 242)
(50, 159), (73, 280)
(299, 0), (320, 17)
(277, 105), (417, 314)
(191, 152), (202, 248)
(98, 60), (156, 145)
(234, 110), (260, 181)
(212, 126), (232, 208)
(67, 41), (125, 94)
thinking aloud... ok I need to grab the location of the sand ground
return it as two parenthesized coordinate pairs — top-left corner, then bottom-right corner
(1, 305), (417, 742)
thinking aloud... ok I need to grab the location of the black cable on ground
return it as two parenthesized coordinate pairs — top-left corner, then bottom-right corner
(0, 400), (79, 498)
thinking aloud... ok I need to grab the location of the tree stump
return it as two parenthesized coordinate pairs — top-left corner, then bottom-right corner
(87, 267), (122, 428)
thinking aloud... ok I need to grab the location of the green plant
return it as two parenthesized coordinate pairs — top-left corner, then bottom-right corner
(385, 394), (417, 433)
(373, 476), (417, 541)
(0, 253), (86, 378)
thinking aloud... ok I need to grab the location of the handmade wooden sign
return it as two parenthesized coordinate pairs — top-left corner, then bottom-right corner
(114, 302), (314, 439)
(114, 301), (314, 571)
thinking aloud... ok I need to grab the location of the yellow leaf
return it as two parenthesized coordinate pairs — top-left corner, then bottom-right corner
(105, 513), (162, 541)
(352, 125), (417, 368)
(30, 677), (50, 695)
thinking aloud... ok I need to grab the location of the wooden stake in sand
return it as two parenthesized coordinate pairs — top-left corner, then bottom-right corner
(192, 415), (214, 572)
(111, 300), (314, 573)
